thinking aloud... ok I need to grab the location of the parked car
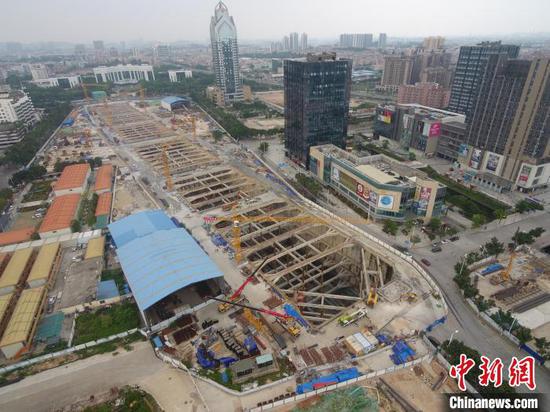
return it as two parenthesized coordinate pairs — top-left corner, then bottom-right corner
(421, 258), (431, 266)
(431, 245), (442, 253)
(450, 235), (460, 242)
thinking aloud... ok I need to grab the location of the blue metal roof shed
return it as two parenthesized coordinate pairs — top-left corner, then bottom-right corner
(108, 210), (176, 248)
(108, 210), (223, 317)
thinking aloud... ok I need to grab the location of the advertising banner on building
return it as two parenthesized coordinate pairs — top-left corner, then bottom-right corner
(377, 194), (394, 209)
(332, 167), (340, 183)
(469, 148), (482, 169)
(518, 165), (532, 183)
(356, 183), (369, 200)
(428, 122), (441, 137)
(485, 152), (501, 172)
(377, 114), (391, 124)
(458, 143), (469, 158)
(417, 186), (432, 209)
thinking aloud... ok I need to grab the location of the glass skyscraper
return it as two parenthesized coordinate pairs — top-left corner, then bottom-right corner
(210, 1), (243, 105)
(284, 53), (352, 168)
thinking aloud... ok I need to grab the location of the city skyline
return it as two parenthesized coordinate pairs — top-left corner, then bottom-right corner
(2, 0), (550, 43)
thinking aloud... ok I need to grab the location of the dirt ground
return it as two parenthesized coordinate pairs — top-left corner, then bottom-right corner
(11, 210), (40, 231)
(243, 117), (284, 130)
(380, 359), (458, 412)
(256, 91), (284, 107)
(113, 180), (155, 219)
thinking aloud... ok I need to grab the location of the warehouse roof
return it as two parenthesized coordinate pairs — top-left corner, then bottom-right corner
(54, 163), (90, 191)
(0, 227), (35, 246)
(108, 209), (175, 248)
(39, 194), (80, 233)
(94, 164), (113, 192)
(95, 192), (112, 217)
(0, 287), (45, 348)
(27, 242), (60, 284)
(161, 96), (188, 105)
(0, 293), (14, 323)
(109, 211), (223, 313)
(0, 247), (33, 290)
(85, 236), (105, 260)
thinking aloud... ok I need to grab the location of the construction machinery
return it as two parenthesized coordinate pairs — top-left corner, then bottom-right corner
(338, 309), (368, 327)
(490, 251), (516, 285)
(211, 296), (301, 337)
(367, 288), (378, 307)
(162, 143), (174, 191)
(218, 257), (269, 312)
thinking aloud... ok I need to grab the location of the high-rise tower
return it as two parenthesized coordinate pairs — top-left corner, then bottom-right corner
(210, 1), (243, 105)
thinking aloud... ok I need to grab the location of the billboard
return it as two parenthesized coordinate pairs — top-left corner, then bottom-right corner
(518, 165), (532, 183)
(429, 122), (441, 137)
(332, 167), (340, 183)
(469, 148), (482, 169)
(377, 114), (391, 124)
(356, 183), (369, 200)
(417, 186), (432, 209)
(378, 194), (394, 209)
(485, 152), (501, 172)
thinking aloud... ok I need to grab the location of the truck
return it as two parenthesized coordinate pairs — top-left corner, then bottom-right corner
(338, 309), (367, 327)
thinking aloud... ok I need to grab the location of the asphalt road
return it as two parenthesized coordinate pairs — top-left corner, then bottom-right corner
(410, 211), (550, 393)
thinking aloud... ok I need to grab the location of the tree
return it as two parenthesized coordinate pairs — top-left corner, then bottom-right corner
(212, 130), (224, 142)
(381, 140), (389, 149)
(382, 219), (399, 236)
(403, 218), (415, 234)
(30, 232), (40, 240)
(495, 209), (507, 222)
(471, 214), (486, 228)
(408, 151), (416, 161)
(427, 217), (442, 234)
(9, 165), (47, 187)
(258, 141), (269, 156)
(484, 237), (505, 258)
(70, 219), (81, 233)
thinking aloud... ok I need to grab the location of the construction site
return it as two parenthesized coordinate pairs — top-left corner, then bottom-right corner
(65, 96), (448, 402)
(473, 246), (550, 340)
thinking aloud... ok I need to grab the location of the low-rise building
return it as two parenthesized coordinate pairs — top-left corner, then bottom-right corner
(31, 75), (81, 89)
(160, 96), (190, 112)
(0, 247), (34, 295)
(26, 242), (61, 289)
(94, 192), (112, 229)
(53, 163), (90, 196)
(94, 164), (113, 194)
(93, 64), (155, 84)
(435, 121), (467, 161)
(38, 194), (81, 238)
(0, 286), (46, 358)
(374, 103), (465, 155)
(310, 144), (446, 222)
(0, 227), (34, 247)
(168, 69), (193, 82)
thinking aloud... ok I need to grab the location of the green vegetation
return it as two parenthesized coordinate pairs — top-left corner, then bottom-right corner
(453, 262), (478, 298)
(101, 268), (127, 294)
(22, 180), (53, 203)
(83, 386), (161, 412)
(258, 141), (269, 156)
(0, 188), (14, 212)
(515, 199), (544, 213)
(73, 301), (140, 345)
(483, 237), (505, 258)
(442, 340), (515, 395)
(471, 213), (486, 228)
(534, 338), (550, 361)
(363, 142), (406, 162)
(193, 94), (281, 139)
(141, 71), (215, 97)
(490, 310), (532, 344)
(495, 208), (508, 222)
(70, 219), (81, 233)
(293, 173), (323, 199)
(421, 166), (510, 221)
(212, 129), (224, 142)
(408, 151), (416, 161)
(354, 101), (376, 110)
(9, 165), (47, 187)
(512, 227), (545, 245)
(382, 219), (399, 236)
(243, 78), (283, 91)
(232, 100), (278, 118)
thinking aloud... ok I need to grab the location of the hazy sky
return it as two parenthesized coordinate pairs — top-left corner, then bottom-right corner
(2, 0), (550, 44)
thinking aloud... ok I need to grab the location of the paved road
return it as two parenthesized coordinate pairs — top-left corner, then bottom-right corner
(0, 343), (209, 412)
(411, 212), (550, 393)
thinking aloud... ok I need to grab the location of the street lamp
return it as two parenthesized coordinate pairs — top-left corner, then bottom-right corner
(459, 253), (469, 274)
(449, 329), (459, 345)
